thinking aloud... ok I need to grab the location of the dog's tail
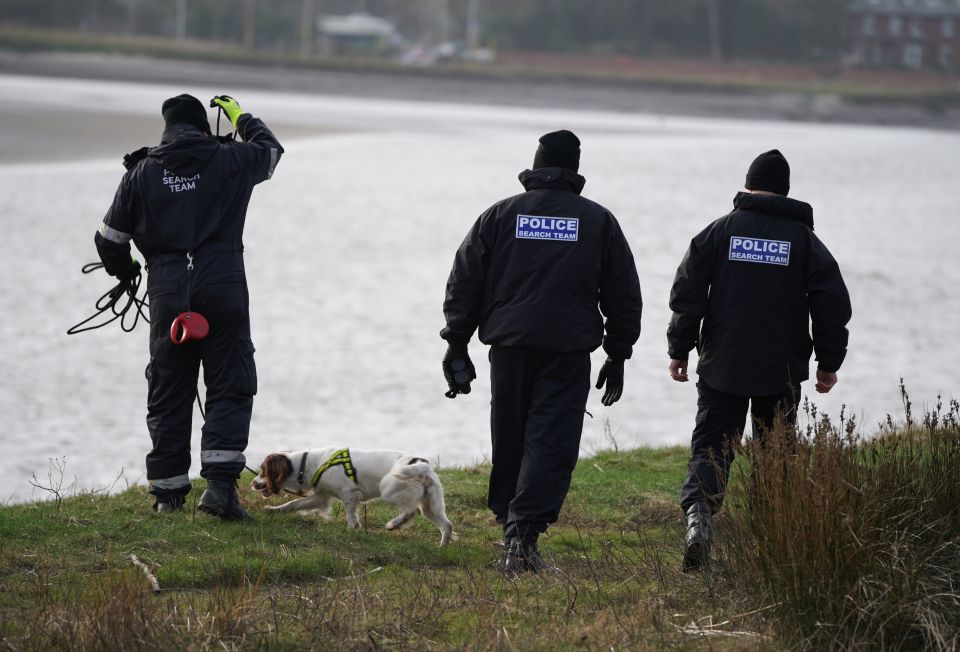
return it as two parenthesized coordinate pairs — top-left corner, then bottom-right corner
(394, 458), (457, 545)
(393, 457), (433, 482)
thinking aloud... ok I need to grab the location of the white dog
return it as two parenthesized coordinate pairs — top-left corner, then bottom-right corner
(251, 448), (456, 545)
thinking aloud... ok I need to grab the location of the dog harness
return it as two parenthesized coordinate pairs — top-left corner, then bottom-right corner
(297, 448), (358, 487)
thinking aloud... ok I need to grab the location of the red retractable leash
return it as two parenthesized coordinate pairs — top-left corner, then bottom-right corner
(170, 311), (209, 343)
(170, 252), (210, 344)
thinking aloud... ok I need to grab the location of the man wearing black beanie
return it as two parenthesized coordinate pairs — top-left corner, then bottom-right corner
(160, 94), (212, 135)
(666, 149), (852, 571)
(744, 149), (790, 196)
(532, 129), (581, 172)
(93, 93), (283, 519)
(441, 130), (643, 575)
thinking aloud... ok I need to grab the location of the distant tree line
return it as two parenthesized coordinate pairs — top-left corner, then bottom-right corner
(0, 0), (850, 63)
(482, 0), (848, 62)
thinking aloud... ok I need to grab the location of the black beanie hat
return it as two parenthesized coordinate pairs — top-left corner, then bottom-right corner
(533, 130), (581, 173)
(161, 94), (211, 134)
(745, 149), (790, 196)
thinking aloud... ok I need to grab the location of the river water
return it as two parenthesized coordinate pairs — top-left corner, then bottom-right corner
(0, 74), (957, 503)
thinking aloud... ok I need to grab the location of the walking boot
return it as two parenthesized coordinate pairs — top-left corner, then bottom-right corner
(682, 503), (712, 572)
(154, 495), (185, 514)
(197, 481), (249, 520)
(519, 536), (558, 573)
(496, 536), (521, 575)
(497, 535), (558, 576)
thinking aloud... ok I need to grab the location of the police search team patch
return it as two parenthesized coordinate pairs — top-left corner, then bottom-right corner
(728, 236), (791, 266)
(516, 215), (579, 242)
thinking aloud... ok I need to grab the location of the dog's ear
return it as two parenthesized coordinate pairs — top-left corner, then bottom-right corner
(262, 454), (293, 495)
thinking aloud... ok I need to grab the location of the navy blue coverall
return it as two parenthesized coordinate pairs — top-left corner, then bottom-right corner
(95, 115), (283, 500)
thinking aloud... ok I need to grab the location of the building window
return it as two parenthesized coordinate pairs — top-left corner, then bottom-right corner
(863, 14), (876, 35)
(903, 43), (923, 68)
(940, 44), (954, 68)
(909, 18), (924, 38)
(889, 16), (903, 35)
(944, 18), (956, 38)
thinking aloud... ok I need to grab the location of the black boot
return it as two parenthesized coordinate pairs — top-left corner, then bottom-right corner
(682, 503), (712, 572)
(197, 480), (249, 520)
(497, 537), (523, 575)
(497, 535), (557, 576)
(154, 495), (185, 514)
(519, 536), (558, 573)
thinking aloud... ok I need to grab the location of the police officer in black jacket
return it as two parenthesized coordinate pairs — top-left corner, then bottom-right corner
(442, 130), (643, 574)
(94, 94), (282, 519)
(667, 149), (851, 571)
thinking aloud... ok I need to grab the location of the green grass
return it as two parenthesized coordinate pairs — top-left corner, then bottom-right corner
(4, 406), (957, 651)
(2, 446), (735, 651)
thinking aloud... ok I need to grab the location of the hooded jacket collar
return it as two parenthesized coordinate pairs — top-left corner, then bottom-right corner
(150, 123), (219, 175)
(519, 167), (586, 195)
(733, 191), (814, 230)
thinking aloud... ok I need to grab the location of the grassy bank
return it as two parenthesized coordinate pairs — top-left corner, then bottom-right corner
(1, 447), (706, 650)
(1, 394), (958, 650)
(2, 26), (959, 103)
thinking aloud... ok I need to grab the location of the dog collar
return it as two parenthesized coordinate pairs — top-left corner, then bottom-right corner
(311, 448), (358, 486)
(296, 451), (308, 486)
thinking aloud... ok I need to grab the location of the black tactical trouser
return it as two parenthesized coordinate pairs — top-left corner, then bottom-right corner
(679, 380), (799, 513)
(144, 246), (257, 499)
(488, 346), (591, 539)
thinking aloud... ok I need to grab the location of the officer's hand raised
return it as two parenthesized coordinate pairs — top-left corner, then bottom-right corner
(595, 357), (624, 406)
(443, 344), (476, 398)
(209, 95), (246, 127)
(669, 359), (689, 382)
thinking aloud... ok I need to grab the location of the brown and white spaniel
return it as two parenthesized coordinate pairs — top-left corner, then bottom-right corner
(251, 447), (456, 545)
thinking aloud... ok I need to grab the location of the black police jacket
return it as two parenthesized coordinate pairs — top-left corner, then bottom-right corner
(667, 192), (852, 396)
(94, 114), (282, 275)
(441, 167), (643, 359)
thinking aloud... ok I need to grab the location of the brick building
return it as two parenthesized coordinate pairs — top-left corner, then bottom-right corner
(848, 0), (960, 70)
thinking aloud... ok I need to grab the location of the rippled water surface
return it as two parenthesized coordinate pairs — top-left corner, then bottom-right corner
(1, 74), (957, 502)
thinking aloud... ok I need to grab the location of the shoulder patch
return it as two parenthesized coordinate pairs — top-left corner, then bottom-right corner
(515, 215), (579, 242)
(728, 236), (791, 266)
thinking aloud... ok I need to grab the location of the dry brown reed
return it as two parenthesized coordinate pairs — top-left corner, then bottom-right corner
(719, 382), (960, 650)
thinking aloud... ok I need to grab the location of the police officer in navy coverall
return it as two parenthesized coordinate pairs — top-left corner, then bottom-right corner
(95, 94), (282, 518)
(441, 131), (643, 574)
(667, 150), (851, 571)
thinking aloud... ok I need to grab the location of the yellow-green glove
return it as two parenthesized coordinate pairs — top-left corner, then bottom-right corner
(209, 94), (246, 127)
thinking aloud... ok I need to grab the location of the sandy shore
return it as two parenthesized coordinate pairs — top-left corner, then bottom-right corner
(1, 50), (958, 135)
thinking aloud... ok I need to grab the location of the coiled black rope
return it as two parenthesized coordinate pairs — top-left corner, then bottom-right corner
(68, 262), (208, 419)
(66, 262), (150, 335)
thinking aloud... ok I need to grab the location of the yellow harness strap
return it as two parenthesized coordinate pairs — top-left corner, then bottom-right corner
(311, 448), (358, 486)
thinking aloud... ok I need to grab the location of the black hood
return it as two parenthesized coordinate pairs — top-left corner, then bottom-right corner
(150, 123), (219, 175)
(733, 191), (814, 230)
(518, 167), (586, 195)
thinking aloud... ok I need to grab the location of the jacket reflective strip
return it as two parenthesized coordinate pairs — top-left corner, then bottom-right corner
(267, 147), (278, 179)
(99, 222), (132, 245)
(201, 450), (245, 464)
(149, 474), (190, 489)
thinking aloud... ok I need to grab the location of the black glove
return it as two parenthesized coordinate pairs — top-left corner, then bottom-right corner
(116, 258), (141, 284)
(595, 357), (624, 406)
(442, 344), (476, 399)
